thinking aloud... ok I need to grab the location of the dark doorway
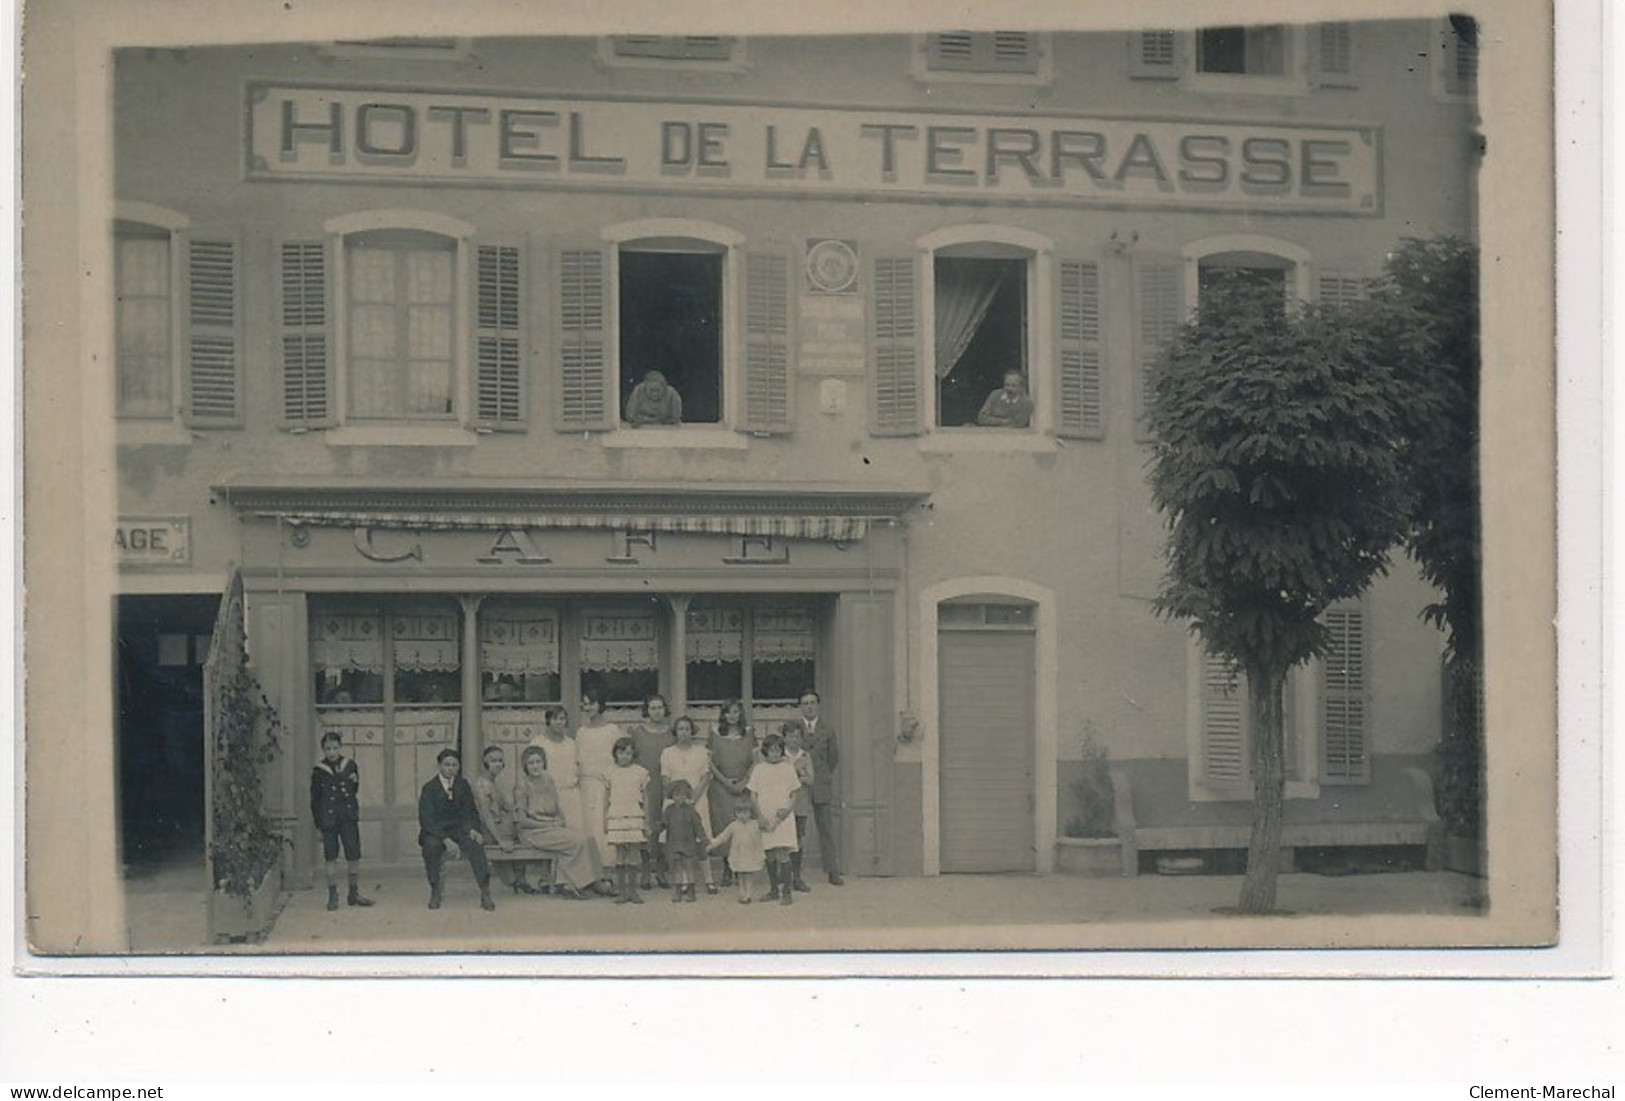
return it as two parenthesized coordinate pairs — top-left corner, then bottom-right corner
(116, 594), (219, 868)
(619, 249), (724, 424)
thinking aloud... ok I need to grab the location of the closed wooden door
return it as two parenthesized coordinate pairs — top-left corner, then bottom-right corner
(938, 614), (1036, 873)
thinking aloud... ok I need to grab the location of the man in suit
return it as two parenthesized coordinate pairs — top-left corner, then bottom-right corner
(795, 689), (844, 886)
(418, 747), (495, 912)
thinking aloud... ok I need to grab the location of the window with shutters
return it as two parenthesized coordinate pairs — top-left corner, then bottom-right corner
(564, 220), (783, 445)
(889, 226), (1091, 446)
(599, 36), (746, 71)
(1187, 604), (1371, 799)
(114, 206), (241, 427)
(1129, 25), (1348, 93)
(1185, 236), (1313, 314)
(283, 211), (515, 436)
(914, 32), (1050, 83)
(1431, 15), (1478, 103)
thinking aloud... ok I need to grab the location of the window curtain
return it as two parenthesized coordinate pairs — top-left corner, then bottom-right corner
(349, 245), (454, 417)
(933, 261), (1006, 380)
(479, 609), (560, 676)
(312, 612), (385, 674)
(116, 235), (172, 414)
(391, 611), (460, 673)
(752, 605), (816, 663)
(686, 607), (745, 664)
(580, 606), (659, 671)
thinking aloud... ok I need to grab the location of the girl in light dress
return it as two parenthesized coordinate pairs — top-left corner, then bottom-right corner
(471, 744), (536, 895)
(658, 714), (719, 894)
(603, 736), (649, 905)
(708, 796), (768, 904)
(746, 733), (802, 905)
(575, 688), (624, 894)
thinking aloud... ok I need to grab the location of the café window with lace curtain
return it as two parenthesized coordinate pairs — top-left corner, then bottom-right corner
(579, 601), (661, 708)
(311, 601), (461, 706)
(686, 600), (817, 708)
(480, 605), (561, 705)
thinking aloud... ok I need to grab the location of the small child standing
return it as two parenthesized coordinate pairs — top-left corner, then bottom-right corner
(747, 733), (802, 905)
(708, 797), (768, 904)
(660, 779), (707, 903)
(310, 730), (374, 911)
(603, 736), (649, 904)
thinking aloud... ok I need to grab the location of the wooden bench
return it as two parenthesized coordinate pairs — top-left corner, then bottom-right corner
(1110, 764), (1445, 876)
(482, 845), (557, 890)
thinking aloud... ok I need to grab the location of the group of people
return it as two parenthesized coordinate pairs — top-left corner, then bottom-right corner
(310, 689), (842, 913)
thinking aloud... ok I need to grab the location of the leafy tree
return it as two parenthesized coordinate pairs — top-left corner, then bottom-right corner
(1371, 237), (1482, 837)
(1146, 275), (1435, 913)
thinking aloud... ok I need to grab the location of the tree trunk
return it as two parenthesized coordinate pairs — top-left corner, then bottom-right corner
(1238, 666), (1287, 914)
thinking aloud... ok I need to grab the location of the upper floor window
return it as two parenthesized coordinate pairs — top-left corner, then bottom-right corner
(1432, 15), (1479, 102)
(1196, 25), (1287, 77)
(114, 204), (241, 427)
(599, 36), (747, 72)
(115, 223), (175, 418)
(280, 210), (524, 436)
(619, 244), (724, 425)
(915, 32), (1050, 84)
(934, 252), (1029, 428)
(870, 228), (1103, 443)
(322, 38), (471, 61)
(553, 220), (792, 441)
(346, 231), (457, 420)
(1130, 25), (1354, 93)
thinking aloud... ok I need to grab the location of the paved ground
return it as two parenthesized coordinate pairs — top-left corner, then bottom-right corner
(121, 850), (1493, 957)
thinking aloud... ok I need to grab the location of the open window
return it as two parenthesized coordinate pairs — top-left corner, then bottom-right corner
(618, 243), (724, 425)
(1130, 25), (1339, 93)
(933, 253), (1028, 428)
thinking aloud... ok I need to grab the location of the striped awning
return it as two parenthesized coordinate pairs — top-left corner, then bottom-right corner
(261, 510), (872, 542)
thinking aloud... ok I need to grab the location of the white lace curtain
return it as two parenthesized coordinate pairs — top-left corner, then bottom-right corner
(580, 606), (659, 671)
(312, 612), (385, 674)
(390, 612), (460, 672)
(934, 261), (1006, 380)
(686, 605), (814, 664)
(479, 609), (560, 675)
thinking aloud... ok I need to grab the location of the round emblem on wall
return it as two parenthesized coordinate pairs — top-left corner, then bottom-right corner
(805, 239), (859, 294)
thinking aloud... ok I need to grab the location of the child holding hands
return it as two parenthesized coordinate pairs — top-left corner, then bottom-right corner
(708, 797), (768, 903)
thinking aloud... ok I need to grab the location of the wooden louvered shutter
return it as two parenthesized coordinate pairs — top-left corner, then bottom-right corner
(926, 32), (1038, 74)
(1317, 268), (1367, 309)
(869, 252), (920, 436)
(1201, 651), (1250, 793)
(1134, 254), (1183, 433)
(1321, 605), (1370, 784)
(279, 239), (331, 428)
(1314, 23), (1357, 88)
(1129, 31), (1180, 79)
(554, 241), (611, 431)
(185, 230), (241, 426)
(742, 246), (792, 435)
(1056, 258), (1103, 440)
(474, 240), (525, 430)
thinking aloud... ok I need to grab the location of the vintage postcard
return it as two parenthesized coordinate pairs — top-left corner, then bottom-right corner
(16, 0), (1568, 971)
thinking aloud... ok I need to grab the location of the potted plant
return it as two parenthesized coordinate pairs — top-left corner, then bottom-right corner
(208, 655), (289, 942)
(1056, 724), (1123, 876)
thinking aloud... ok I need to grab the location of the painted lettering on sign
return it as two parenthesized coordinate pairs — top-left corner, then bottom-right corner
(476, 528), (551, 565)
(116, 517), (191, 567)
(248, 84), (1381, 214)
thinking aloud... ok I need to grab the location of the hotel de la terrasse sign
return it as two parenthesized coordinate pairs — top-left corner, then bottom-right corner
(247, 83), (1381, 215)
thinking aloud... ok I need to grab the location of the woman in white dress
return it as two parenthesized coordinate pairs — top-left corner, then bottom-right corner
(746, 733), (802, 905)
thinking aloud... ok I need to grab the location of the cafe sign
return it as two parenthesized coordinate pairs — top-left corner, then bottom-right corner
(247, 82), (1381, 214)
(117, 517), (191, 567)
